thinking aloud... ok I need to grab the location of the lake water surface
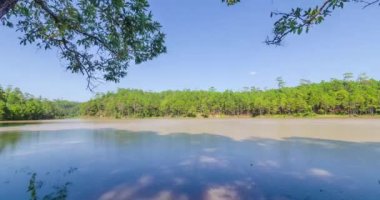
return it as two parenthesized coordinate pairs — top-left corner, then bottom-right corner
(1, 119), (380, 200)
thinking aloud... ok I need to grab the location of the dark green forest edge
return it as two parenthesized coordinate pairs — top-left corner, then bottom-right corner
(2, 73), (380, 120)
(81, 73), (380, 118)
(0, 87), (79, 120)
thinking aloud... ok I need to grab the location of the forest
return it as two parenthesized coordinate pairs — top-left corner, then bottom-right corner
(80, 74), (380, 118)
(0, 86), (79, 120)
(2, 74), (380, 120)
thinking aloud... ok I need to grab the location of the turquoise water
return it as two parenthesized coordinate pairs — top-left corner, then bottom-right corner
(1, 129), (380, 199)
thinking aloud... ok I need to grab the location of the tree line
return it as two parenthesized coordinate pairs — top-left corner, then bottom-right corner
(2, 73), (380, 120)
(81, 73), (380, 118)
(0, 86), (80, 120)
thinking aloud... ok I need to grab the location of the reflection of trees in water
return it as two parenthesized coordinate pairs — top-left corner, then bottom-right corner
(0, 132), (21, 153)
(27, 167), (77, 200)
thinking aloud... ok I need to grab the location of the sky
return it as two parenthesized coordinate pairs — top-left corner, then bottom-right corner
(1, 0), (380, 102)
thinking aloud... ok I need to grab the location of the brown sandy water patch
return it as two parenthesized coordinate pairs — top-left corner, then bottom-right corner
(1, 118), (380, 142)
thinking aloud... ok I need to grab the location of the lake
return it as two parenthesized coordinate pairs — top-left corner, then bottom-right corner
(1, 119), (380, 200)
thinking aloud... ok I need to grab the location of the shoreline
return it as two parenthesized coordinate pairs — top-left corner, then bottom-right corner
(2, 114), (380, 123)
(1, 114), (380, 124)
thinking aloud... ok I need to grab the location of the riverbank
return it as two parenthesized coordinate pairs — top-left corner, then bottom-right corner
(1, 118), (380, 142)
(78, 114), (380, 120)
(1, 114), (380, 123)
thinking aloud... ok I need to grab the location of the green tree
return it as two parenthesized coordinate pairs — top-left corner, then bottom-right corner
(1, 0), (166, 89)
(276, 77), (286, 89)
(0, 100), (6, 120)
(0, 85), (79, 120)
(80, 74), (380, 118)
(357, 73), (369, 83)
(300, 79), (311, 85)
(343, 72), (354, 82)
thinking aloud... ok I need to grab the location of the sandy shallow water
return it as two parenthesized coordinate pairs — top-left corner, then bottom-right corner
(1, 118), (380, 142)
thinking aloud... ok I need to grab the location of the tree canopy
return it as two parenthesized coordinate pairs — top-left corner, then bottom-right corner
(1, 0), (166, 89)
(1, 73), (380, 120)
(80, 74), (380, 118)
(0, 86), (79, 120)
(1, 0), (379, 87)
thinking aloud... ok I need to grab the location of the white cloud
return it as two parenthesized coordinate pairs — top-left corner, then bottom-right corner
(138, 175), (154, 186)
(199, 155), (219, 164)
(249, 71), (257, 76)
(256, 160), (280, 168)
(308, 168), (333, 178)
(205, 186), (240, 200)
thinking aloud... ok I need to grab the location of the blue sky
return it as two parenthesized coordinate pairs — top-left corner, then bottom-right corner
(1, 0), (380, 102)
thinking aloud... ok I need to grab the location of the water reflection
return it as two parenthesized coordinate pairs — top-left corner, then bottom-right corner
(27, 167), (76, 200)
(0, 122), (40, 127)
(0, 132), (21, 153)
(1, 129), (380, 199)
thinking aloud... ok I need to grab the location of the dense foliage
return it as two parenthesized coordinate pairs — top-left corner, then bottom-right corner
(1, 0), (166, 89)
(2, 74), (380, 120)
(81, 75), (380, 118)
(0, 86), (80, 120)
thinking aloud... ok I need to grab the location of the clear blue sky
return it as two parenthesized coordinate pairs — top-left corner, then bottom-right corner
(1, 0), (379, 102)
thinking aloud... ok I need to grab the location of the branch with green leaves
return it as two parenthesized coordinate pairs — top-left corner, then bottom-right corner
(223, 0), (380, 45)
(1, 0), (166, 90)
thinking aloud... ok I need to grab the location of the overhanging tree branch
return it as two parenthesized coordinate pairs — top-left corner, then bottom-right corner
(1, 0), (166, 90)
(265, 0), (380, 45)
(0, 0), (18, 18)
